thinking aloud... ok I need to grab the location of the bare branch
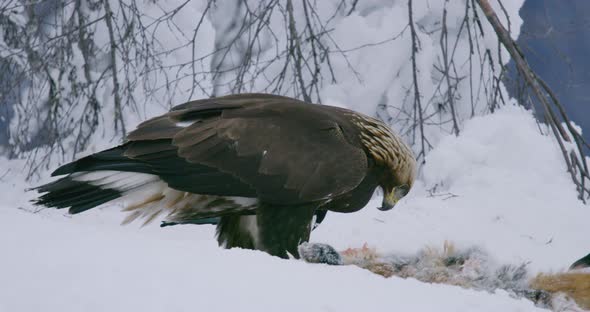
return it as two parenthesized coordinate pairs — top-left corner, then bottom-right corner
(103, 0), (126, 136)
(408, 0), (427, 163)
(475, 0), (590, 202)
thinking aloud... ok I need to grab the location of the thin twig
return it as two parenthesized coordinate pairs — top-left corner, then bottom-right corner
(408, 0), (427, 163)
(103, 0), (126, 136)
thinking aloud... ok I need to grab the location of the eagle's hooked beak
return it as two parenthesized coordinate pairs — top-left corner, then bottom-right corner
(378, 188), (399, 211)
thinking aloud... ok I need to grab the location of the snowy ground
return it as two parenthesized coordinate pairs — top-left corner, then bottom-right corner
(1, 106), (588, 312)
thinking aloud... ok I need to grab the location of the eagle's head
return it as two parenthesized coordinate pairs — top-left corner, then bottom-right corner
(352, 114), (416, 211)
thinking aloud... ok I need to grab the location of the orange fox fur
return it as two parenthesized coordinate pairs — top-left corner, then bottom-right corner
(530, 272), (590, 310)
(340, 242), (590, 311)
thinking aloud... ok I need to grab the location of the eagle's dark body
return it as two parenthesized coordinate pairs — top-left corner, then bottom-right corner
(35, 93), (415, 259)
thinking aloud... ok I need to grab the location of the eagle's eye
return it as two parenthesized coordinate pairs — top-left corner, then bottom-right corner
(395, 185), (410, 198)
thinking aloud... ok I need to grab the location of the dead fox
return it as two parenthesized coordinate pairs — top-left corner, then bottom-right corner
(299, 242), (590, 311)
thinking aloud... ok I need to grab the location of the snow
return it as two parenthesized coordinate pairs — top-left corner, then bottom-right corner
(1, 105), (587, 312)
(1, 199), (542, 312)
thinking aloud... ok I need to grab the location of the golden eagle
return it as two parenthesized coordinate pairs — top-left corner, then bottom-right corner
(34, 93), (416, 259)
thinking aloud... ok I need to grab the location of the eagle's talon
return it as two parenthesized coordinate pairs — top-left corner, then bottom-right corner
(298, 242), (343, 265)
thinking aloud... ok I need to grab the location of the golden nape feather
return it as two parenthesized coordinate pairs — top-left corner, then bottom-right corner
(350, 113), (416, 188)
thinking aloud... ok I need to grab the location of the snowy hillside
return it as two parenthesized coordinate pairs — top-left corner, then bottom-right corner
(2, 105), (588, 312)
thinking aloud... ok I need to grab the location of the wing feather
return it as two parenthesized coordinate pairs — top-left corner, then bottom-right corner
(152, 95), (369, 204)
(121, 94), (368, 204)
(37, 94), (370, 224)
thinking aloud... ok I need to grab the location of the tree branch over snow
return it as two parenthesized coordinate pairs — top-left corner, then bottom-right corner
(439, 4), (461, 136)
(408, 0), (428, 164)
(286, 0), (311, 103)
(103, 0), (126, 136)
(475, 0), (590, 203)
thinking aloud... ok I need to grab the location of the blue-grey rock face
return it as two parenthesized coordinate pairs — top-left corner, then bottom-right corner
(0, 60), (17, 152)
(508, 0), (590, 148)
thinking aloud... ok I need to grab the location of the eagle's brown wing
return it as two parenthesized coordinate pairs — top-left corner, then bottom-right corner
(126, 94), (368, 204)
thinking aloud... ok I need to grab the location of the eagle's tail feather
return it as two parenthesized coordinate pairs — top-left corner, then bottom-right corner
(33, 144), (157, 214)
(33, 171), (160, 214)
(33, 176), (123, 214)
(33, 169), (258, 227)
(32, 145), (259, 224)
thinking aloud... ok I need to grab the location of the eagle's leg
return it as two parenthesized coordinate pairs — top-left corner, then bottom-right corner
(256, 203), (316, 259)
(216, 215), (257, 250)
